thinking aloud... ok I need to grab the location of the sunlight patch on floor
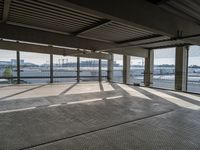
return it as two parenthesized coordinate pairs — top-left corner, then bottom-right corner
(140, 87), (200, 110)
(4, 84), (73, 101)
(170, 91), (200, 102)
(117, 84), (151, 100)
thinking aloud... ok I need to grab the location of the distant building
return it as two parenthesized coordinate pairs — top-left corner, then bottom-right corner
(11, 59), (24, 65)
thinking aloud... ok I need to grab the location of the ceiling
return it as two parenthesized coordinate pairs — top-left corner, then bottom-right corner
(156, 0), (200, 25)
(0, 0), (199, 51)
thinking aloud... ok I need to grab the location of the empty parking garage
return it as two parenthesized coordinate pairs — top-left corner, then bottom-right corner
(0, 0), (200, 150)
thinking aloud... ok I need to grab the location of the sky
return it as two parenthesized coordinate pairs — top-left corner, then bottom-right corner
(0, 46), (200, 65)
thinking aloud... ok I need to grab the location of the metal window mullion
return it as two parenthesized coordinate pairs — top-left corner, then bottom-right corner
(99, 59), (102, 81)
(50, 54), (53, 83)
(17, 51), (20, 84)
(77, 57), (80, 82)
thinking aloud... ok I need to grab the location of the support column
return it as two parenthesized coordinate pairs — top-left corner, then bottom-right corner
(99, 59), (102, 81)
(123, 55), (130, 84)
(107, 53), (113, 82)
(144, 50), (154, 87)
(175, 46), (188, 91)
(50, 54), (53, 83)
(77, 57), (80, 82)
(16, 51), (20, 84)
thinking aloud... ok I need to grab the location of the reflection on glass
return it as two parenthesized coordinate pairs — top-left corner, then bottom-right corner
(0, 50), (17, 85)
(53, 55), (77, 83)
(129, 56), (145, 85)
(20, 52), (50, 84)
(113, 54), (123, 83)
(187, 46), (200, 94)
(80, 57), (99, 81)
(153, 48), (175, 90)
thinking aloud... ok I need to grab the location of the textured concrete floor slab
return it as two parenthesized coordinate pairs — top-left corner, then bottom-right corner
(0, 82), (199, 150)
(29, 109), (200, 150)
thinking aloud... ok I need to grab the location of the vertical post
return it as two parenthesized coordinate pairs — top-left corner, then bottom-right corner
(17, 51), (20, 84)
(144, 50), (154, 87)
(50, 54), (53, 83)
(99, 59), (102, 81)
(123, 55), (130, 84)
(175, 46), (187, 91)
(108, 53), (113, 82)
(77, 57), (80, 82)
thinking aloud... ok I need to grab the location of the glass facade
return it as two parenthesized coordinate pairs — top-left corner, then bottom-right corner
(113, 54), (123, 83)
(80, 57), (99, 81)
(53, 55), (77, 83)
(20, 52), (50, 84)
(187, 46), (200, 94)
(0, 47), (200, 95)
(153, 48), (175, 90)
(0, 50), (17, 85)
(129, 56), (145, 85)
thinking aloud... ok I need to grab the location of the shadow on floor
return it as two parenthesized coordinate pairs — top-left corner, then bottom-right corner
(59, 83), (78, 95)
(0, 84), (46, 101)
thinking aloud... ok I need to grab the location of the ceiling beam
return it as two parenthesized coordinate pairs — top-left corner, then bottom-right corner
(116, 34), (162, 44)
(1, 0), (11, 23)
(44, 0), (200, 37)
(147, 0), (170, 5)
(0, 40), (111, 59)
(109, 47), (149, 58)
(72, 19), (111, 35)
(0, 23), (119, 50)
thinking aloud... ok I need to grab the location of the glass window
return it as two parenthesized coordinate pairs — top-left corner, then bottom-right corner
(20, 52), (50, 84)
(80, 57), (99, 81)
(153, 48), (175, 90)
(53, 55), (77, 83)
(187, 46), (200, 94)
(0, 49), (17, 85)
(101, 59), (108, 81)
(113, 54), (123, 83)
(129, 56), (145, 85)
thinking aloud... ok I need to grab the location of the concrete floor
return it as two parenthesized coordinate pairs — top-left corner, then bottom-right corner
(0, 81), (200, 150)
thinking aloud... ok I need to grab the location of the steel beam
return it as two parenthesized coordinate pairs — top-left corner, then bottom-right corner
(54, 0), (200, 37)
(72, 20), (111, 35)
(147, 0), (170, 5)
(109, 47), (148, 58)
(1, 0), (11, 23)
(0, 24), (119, 50)
(116, 35), (162, 44)
(0, 40), (111, 60)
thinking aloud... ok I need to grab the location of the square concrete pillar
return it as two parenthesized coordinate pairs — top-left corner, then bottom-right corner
(108, 53), (113, 82)
(123, 55), (130, 84)
(144, 50), (154, 87)
(175, 46), (188, 91)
